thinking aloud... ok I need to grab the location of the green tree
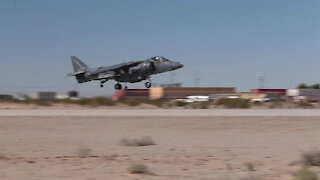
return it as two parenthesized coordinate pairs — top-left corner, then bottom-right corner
(298, 83), (308, 89)
(310, 84), (320, 89)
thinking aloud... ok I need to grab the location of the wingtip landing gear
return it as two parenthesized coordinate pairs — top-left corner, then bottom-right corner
(100, 80), (107, 88)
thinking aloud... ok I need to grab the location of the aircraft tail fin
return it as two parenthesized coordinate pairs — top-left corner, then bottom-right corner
(71, 56), (88, 72)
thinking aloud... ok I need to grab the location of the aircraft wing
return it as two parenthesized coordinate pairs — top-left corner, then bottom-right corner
(88, 61), (143, 76)
(95, 72), (119, 80)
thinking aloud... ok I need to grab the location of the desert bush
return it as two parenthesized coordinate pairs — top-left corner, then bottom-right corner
(54, 99), (77, 104)
(127, 163), (149, 174)
(174, 100), (188, 107)
(163, 102), (174, 109)
(302, 150), (320, 166)
(296, 102), (314, 109)
(244, 162), (255, 171)
(34, 100), (52, 106)
(121, 136), (155, 147)
(90, 97), (115, 106)
(0, 153), (8, 160)
(216, 98), (250, 109)
(77, 148), (92, 158)
(148, 99), (166, 108)
(199, 102), (210, 109)
(190, 102), (210, 109)
(103, 154), (119, 160)
(293, 167), (318, 180)
(268, 101), (282, 109)
(126, 100), (141, 106)
(79, 97), (115, 106)
(252, 101), (263, 106)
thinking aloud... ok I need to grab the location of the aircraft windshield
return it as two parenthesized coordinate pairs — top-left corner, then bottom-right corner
(151, 56), (170, 62)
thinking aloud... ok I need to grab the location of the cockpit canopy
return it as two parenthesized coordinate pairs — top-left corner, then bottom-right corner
(150, 56), (170, 62)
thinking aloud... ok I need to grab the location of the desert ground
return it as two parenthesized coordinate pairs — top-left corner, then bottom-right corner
(0, 109), (320, 180)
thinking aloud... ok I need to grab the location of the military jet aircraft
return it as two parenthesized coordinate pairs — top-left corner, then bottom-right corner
(67, 56), (183, 89)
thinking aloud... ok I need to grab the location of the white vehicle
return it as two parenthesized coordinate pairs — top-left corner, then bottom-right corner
(186, 96), (209, 102)
(173, 99), (194, 103)
(251, 98), (271, 102)
(227, 95), (239, 99)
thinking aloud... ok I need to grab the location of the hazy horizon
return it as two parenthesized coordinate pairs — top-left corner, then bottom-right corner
(1, 0), (319, 97)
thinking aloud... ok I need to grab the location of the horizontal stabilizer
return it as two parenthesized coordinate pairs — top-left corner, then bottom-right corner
(65, 71), (85, 77)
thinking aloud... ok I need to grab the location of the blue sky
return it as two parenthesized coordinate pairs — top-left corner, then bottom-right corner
(1, 0), (319, 96)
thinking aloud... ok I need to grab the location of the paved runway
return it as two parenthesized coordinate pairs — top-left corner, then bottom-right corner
(0, 109), (320, 117)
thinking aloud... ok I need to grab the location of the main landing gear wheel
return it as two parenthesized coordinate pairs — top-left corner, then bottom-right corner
(145, 82), (152, 88)
(100, 84), (104, 88)
(114, 83), (122, 90)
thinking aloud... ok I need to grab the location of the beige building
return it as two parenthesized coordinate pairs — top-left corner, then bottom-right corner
(239, 93), (266, 101)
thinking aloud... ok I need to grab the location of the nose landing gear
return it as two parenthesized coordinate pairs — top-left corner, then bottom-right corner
(145, 82), (152, 88)
(145, 77), (152, 88)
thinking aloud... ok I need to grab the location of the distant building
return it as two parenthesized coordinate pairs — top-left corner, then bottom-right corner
(31, 92), (57, 100)
(251, 89), (287, 101)
(150, 87), (236, 100)
(287, 89), (320, 102)
(239, 92), (266, 101)
(112, 87), (236, 100)
(68, 91), (79, 98)
(112, 89), (149, 100)
(252, 89), (286, 96)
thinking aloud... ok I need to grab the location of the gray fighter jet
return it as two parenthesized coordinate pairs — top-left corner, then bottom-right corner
(67, 56), (183, 89)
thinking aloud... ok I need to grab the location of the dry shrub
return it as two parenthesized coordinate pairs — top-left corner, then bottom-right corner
(302, 150), (320, 166)
(244, 162), (255, 171)
(103, 154), (118, 160)
(127, 163), (149, 174)
(293, 167), (318, 180)
(119, 100), (141, 106)
(148, 99), (165, 108)
(295, 102), (314, 109)
(216, 98), (250, 109)
(268, 101), (282, 109)
(121, 136), (155, 147)
(79, 97), (116, 106)
(0, 153), (8, 160)
(126, 100), (141, 106)
(77, 148), (92, 158)
(191, 102), (210, 109)
(175, 100), (188, 107)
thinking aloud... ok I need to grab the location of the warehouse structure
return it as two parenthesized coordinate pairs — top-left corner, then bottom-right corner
(112, 89), (149, 100)
(112, 87), (236, 100)
(287, 89), (320, 102)
(31, 92), (57, 100)
(252, 89), (286, 96)
(150, 87), (235, 100)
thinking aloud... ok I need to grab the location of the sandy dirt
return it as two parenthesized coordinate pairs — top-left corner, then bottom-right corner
(0, 110), (320, 179)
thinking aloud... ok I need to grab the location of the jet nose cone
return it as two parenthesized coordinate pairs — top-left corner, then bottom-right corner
(173, 62), (183, 70)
